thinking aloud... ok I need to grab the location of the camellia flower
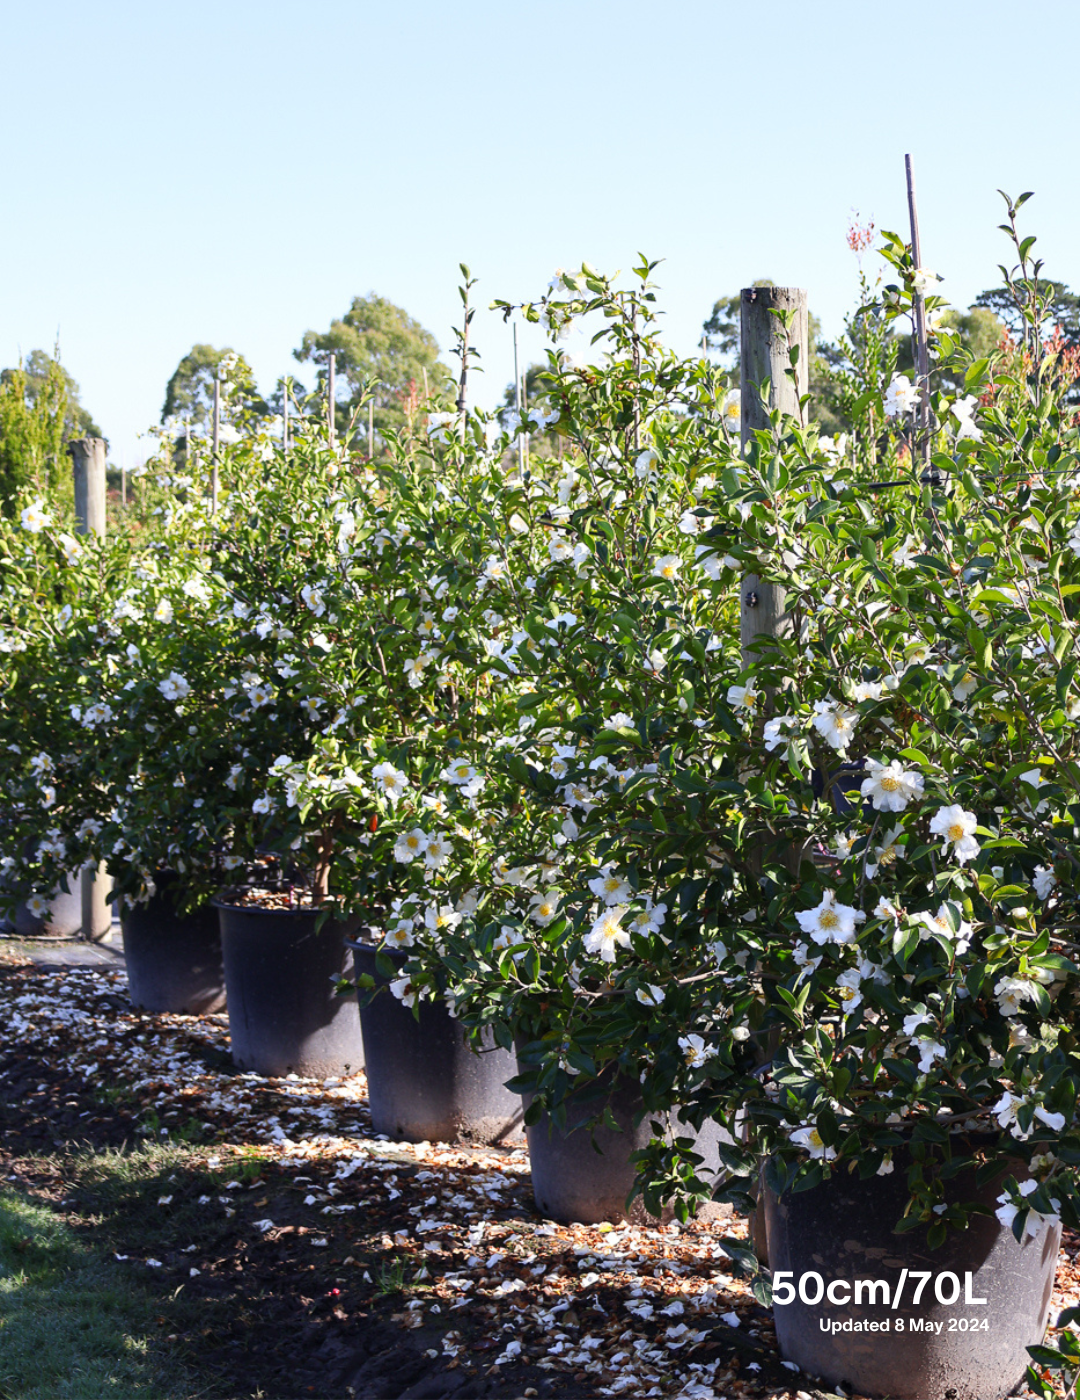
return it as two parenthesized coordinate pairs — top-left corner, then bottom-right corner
(866, 824), (905, 878)
(914, 903), (973, 954)
(583, 906), (631, 962)
(389, 976), (417, 1008)
(20, 499), (51, 532)
(763, 714), (796, 755)
(811, 699), (859, 752)
(371, 762), (409, 804)
(727, 683), (760, 714)
(153, 598), (174, 623)
(651, 554), (681, 583)
(628, 901), (667, 937)
(528, 892), (560, 926)
(393, 829), (427, 864)
(721, 389), (741, 431)
(588, 868), (632, 906)
(883, 374), (918, 418)
(1033, 866), (1058, 901)
(58, 532), (82, 564)
(861, 758), (924, 812)
(384, 921), (414, 950)
(635, 984), (665, 1007)
(789, 1124), (836, 1161)
(678, 1033), (709, 1069)
(795, 890), (864, 945)
(916, 1039), (947, 1074)
(929, 804), (980, 864)
(422, 833), (452, 870)
(424, 904), (462, 936)
(995, 1179), (1062, 1238)
(300, 584), (325, 616)
(157, 672), (190, 702)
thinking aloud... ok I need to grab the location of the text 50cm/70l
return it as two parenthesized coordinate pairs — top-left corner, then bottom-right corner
(772, 1270), (988, 1308)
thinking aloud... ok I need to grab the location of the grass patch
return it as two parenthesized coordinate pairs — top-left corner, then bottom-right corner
(0, 1182), (202, 1400)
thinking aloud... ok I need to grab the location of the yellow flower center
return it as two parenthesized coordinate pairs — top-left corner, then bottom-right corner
(603, 878), (621, 893)
(818, 909), (840, 931)
(807, 1128), (824, 1148)
(880, 775), (900, 792)
(662, 563), (676, 578)
(406, 836), (420, 850)
(838, 986), (856, 1001)
(948, 822), (966, 842)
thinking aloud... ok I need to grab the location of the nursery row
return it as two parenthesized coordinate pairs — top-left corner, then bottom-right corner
(5, 228), (1080, 1398)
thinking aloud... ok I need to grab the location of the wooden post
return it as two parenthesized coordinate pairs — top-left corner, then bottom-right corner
(68, 435), (112, 936)
(69, 437), (107, 537)
(739, 286), (808, 669)
(513, 323), (524, 473)
(211, 377), (221, 511)
(282, 378), (290, 453)
(327, 352), (336, 448)
(905, 154), (932, 473)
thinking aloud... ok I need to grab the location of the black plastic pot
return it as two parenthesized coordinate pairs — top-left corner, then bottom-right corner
(216, 900), (363, 1078)
(764, 1147), (1059, 1400)
(123, 879), (226, 1015)
(520, 1058), (728, 1225)
(351, 940), (523, 1145)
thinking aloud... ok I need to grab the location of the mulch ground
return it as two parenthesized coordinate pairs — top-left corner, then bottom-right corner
(0, 953), (1077, 1400)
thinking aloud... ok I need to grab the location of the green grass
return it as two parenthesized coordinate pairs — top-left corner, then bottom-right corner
(0, 1161), (205, 1400)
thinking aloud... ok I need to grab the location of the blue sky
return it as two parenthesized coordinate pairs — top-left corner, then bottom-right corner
(2, 0), (1078, 467)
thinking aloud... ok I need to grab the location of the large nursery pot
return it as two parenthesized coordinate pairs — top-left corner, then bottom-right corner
(122, 876), (226, 1015)
(215, 899), (363, 1079)
(13, 868), (83, 938)
(519, 1053), (728, 1226)
(350, 939), (523, 1145)
(763, 1143), (1060, 1400)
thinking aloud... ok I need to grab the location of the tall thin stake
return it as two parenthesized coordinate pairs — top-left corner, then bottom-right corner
(211, 377), (221, 512)
(282, 378), (290, 453)
(368, 398), (374, 459)
(905, 154), (931, 473)
(327, 352), (336, 448)
(513, 322), (524, 473)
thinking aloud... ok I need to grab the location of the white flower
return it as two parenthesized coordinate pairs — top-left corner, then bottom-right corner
(952, 668), (978, 701)
(393, 829), (426, 864)
(883, 373), (918, 418)
(950, 395), (983, 442)
(727, 684), (760, 714)
(300, 584), (325, 616)
(252, 795), (275, 815)
(678, 1033), (709, 1069)
(792, 942), (823, 980)
(58, 532), (82, 563)
(763, 714), (796, 754)
(916, 1040), (947, 1074)
(651, 554), (681, 583)
(528, 892), (560, 926)
(721, 389), (741, 431)
(588, 868), (632, 906)
(422, 833), (452, 870)
(861, 758), (923, 812)
(39, 784), (56, 809)
(892, 535), (919, 568)
(423, 904), (462, 935)
(300, 696), (322, 720)
(789, 1125), (836, 1161)
(929, 804), (980, 865)
(1019, 769), (1051, 815)
(636, 984), (666, 1007)
(153, 598), (174, 623)
(20, 499), (50, 532)
(795, 891), (864, 946)
(583, 906), (631, 962)
(158, 672), (190, 702)
(912, 267), (941, 294)
(902, 1010), (933, 1037)
(834, 966), (866, 1012)
(25, 892), (51, 918)
(678, 509), (714, 536)
(81, 701), (114, 727)
(389, 976), (417, 1008)
(811, 699), (858, 752)
(1033, 866), (1058, 901)
(874, 895), (902, 921)
(914, 903), (973, 954)
(371, 762), (409, 804)
(866, 824), (905, 879)
(182, 575), (211, 604)
(995, 1179), (1061, 1238)
(384, 921), (414, 950)
(628, 901), (667, 937)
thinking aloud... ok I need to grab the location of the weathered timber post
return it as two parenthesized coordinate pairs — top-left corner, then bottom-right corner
(68, 436), (113, 937)
(327, 352), (336, 449)
(211, 376), (221, 512)
(739, 286), (808, 669)
(739, 287), (808, 1263)
(69, 437), (107, 538)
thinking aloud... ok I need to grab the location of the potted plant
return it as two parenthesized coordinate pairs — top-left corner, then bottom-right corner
(624, 201), (1080, 1399)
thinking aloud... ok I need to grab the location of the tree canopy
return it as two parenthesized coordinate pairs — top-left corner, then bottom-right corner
(0, 350), (100, 512)
(294, 294), (449, 444)
(161, 345), (265, 431)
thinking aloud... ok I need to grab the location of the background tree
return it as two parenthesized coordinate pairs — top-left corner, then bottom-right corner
(294, 294), (450, 445)
(0, 352), (81, 512)
(161, 345), (265, 432)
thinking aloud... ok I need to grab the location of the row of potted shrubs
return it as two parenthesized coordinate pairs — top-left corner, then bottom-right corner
(4, 231), (1080, 1398)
